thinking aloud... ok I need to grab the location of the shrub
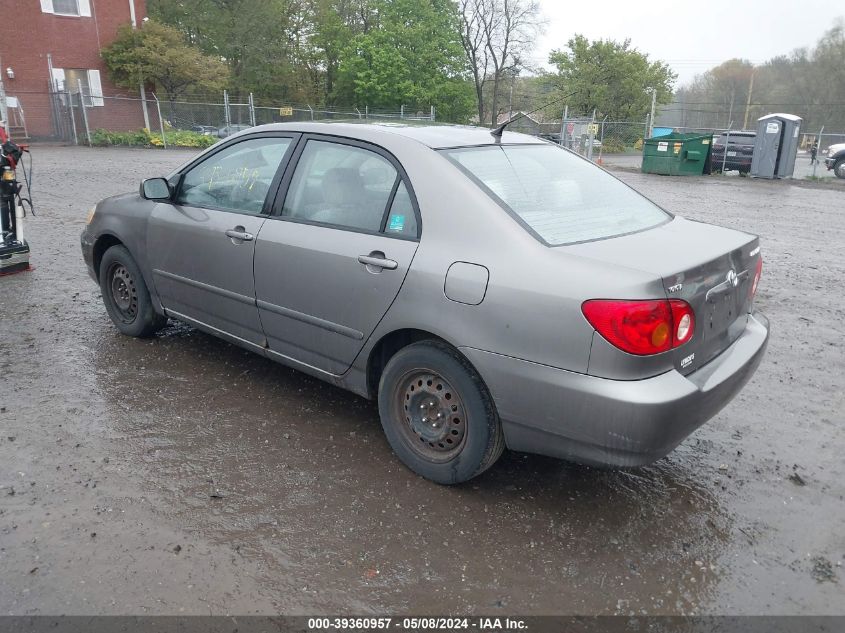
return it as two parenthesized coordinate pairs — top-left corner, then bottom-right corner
(599, 138), (628, 153)
(89, 128), (217, 149)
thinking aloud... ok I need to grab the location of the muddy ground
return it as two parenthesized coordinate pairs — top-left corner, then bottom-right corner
(0, 146), (842, 615)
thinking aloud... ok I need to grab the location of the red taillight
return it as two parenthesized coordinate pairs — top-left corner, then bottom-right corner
(582, 299), (695, 356)
(750, 257), (763, 299)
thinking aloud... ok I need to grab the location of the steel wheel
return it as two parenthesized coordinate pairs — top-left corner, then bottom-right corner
(107, 262), (139, 323)
(394, 369), (467, 462)
(836, 160), (845, 179)
(378, 341), (505, 483)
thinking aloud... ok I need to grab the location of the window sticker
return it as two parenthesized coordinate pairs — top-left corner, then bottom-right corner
(388, 214), (405, 232)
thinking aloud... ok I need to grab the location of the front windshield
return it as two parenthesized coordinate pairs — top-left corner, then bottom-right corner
(441, 144), (670, 246)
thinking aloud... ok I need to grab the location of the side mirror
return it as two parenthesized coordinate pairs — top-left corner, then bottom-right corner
(140, 177), (172, 201)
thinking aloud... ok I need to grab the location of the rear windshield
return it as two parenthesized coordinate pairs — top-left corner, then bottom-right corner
(440, 144), (669, 246)
(718, 133), (756, 145)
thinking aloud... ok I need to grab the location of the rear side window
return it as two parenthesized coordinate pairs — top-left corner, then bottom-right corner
(282, 140), (400, 233)
(441, 145), (669, 245)
(384, 182), (417, 237)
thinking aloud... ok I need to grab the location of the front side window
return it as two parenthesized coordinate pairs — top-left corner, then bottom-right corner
(176, 137), (292, 214)
(441, 144), (669, 245)
(282, 140), (400, 233)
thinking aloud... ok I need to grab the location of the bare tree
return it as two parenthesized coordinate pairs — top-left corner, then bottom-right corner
(459, 0), (490, 124)
(458, 0), (542, 126)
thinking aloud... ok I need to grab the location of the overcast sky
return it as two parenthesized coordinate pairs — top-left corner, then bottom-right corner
(533, 1), (844, 86)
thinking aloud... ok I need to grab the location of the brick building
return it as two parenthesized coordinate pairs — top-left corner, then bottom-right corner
(0, 0), (150, 140)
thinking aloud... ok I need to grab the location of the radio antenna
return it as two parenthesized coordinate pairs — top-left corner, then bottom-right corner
(490, 90), (577, 141)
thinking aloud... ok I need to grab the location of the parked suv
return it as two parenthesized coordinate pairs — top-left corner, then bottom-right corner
(711, 131), (756, 174)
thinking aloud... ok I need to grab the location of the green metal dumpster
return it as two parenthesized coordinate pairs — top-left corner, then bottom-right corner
(641, 133), (713, 175)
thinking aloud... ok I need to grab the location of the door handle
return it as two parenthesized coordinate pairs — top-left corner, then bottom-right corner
(358, 254), (398, 270)
(225, 228), (254, 242)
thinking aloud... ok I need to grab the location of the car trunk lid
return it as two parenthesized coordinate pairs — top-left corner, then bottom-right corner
(565, 217), (760, 374)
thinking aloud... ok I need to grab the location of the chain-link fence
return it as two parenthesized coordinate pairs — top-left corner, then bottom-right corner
(802, 132), (845, 155)
(530, 112), (651, 162)
(11, 84), (845, 179)
(161, 91), (436, 133)
(8, 87), (436, 146)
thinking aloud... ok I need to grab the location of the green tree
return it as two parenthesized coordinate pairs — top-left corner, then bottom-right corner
(549, 35), (675, 120)
(334, 0), (476, 121)
(148, 0), (316, 103)
(308, 0), (380, 105)
(101, 20), (229, 107)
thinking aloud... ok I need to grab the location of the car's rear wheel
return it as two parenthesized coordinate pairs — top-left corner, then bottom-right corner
(99, 244), (166, 338)
(834, 158), (845, 179)
(377, 340), (504, 484)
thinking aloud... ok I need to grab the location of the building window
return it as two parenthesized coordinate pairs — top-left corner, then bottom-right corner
(65, 69), (91, 106)
(51, 68), (104, 107)
(40, 0), (91, 17)
(52, 0), (80, 15)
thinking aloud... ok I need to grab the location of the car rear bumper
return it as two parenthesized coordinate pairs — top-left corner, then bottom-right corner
(711, 155), (752, 170)
(460, 312), (769, 468)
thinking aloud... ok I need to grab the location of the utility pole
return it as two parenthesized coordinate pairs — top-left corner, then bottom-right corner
(508, 71), (517, 120)
(508, 81), (513, 120)
(742, 70), (755, 130)
(648, 88), (657, 138)
(559, 104), (568, 148)
(0, 54), (8, 135)
(727, 86), (735, 129)
(129, 0), (151, 130)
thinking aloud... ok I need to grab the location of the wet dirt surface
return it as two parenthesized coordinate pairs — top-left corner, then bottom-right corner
(0, 146), (842, 615)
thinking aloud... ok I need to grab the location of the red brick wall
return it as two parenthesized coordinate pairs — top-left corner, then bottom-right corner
(0, 0), (149, 139)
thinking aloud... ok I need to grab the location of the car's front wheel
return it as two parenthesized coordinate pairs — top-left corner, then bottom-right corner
(99, 244), (166, 338)
(377, 340), (505, 484)
(834, 158), (845, 179)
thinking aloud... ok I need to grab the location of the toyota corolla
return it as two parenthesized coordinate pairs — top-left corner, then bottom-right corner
(81, 122), (769, 484)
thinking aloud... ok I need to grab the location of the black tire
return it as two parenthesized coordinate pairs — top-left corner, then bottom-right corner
(98, 244), (166, 338)
(834, 158), (845, 179)
(377, 340), (505, 484)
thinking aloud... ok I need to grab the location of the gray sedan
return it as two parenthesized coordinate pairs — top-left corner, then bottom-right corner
(81, 123), (769, 484)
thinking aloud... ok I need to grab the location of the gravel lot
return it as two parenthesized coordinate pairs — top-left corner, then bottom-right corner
(601, 151), (844, 182)
(0, 146), (842, 615)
